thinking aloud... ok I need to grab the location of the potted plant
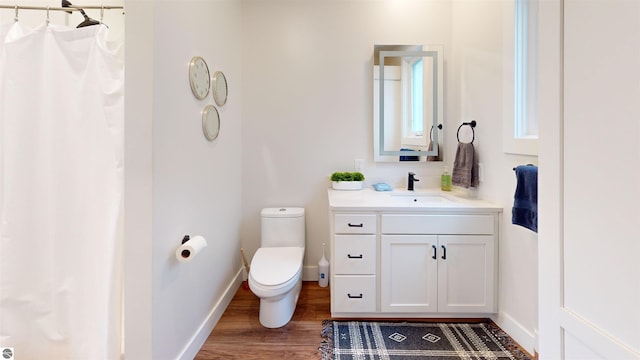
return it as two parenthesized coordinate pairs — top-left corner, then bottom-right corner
(330, 172), (365, 190)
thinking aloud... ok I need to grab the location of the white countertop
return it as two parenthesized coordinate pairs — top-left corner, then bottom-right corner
(328, 188), (503, 213)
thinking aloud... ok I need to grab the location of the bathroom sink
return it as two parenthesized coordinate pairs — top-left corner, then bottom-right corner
(389, 193), (452, 204)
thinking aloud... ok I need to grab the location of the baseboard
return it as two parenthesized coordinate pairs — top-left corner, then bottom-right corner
(303, 265), (318, 281)
(178, 267), (243, 360)
(497, 311), (537, 355)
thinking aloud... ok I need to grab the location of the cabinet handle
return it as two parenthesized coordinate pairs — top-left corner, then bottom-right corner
(347, 254), (363, 259)
(347, 223), (364, 228)
(432, 245), (437, 259)
(441, 245), (447, 260)
(347, 293), (363, 299)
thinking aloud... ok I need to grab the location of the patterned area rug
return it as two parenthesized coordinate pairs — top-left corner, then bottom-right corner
(319, 320), (531, 359)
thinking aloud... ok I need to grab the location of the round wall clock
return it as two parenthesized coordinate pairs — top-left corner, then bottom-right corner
(189, 56), (211, 100)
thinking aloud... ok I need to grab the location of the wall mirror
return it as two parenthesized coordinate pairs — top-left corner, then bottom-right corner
(212, 71), (228, 106)
(202, 105), (220, 141)
(373, 45), (444, 162)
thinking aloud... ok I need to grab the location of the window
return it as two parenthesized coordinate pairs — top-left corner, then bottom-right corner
(504, 0), (538, 155)
(514, 0), (538, 139)
(410, 58), (424, 137)
(401, 56), (426, 146)
(402, 56), (430, 145)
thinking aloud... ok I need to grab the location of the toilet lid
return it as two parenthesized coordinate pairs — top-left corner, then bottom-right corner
(250, 247), (304, 286)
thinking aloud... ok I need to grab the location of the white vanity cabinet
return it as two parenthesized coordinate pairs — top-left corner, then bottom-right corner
(331, 213), (377, 313)
(328, 189), (501, 318)
(381, 214), (496, 314)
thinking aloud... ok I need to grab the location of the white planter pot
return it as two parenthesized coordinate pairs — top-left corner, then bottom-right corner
(332, 181), (363, 191)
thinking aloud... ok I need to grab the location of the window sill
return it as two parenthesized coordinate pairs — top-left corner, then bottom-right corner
(503, 137), (538, 156)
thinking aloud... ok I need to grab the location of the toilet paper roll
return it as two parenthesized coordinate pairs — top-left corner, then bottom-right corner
(175, 235), (207, 263)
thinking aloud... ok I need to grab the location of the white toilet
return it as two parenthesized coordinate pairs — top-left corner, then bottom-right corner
(248, 207), (305, 328)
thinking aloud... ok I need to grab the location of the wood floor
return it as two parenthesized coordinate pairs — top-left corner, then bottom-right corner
(195, 281), (330, 359)
(195, 281), (534, 360)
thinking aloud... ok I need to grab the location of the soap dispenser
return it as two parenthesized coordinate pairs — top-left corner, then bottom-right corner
(441, 166), (452, 191)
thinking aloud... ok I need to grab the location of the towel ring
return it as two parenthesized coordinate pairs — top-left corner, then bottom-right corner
(456, 120), (477, 144)
(429, 123), (443, 141)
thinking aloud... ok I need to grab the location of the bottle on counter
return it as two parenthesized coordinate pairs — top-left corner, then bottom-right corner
(441, 166), (452, 191)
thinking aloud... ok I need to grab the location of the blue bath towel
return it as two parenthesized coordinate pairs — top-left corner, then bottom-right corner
(512, 165), (538, 233)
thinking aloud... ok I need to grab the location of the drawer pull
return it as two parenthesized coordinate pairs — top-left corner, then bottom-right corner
(347, 223), (364, 228)
(347, 254), (363, 259)
(347, 293), (363, 299)
(441, 245), (447, 260)
(432, 245), (437, 259)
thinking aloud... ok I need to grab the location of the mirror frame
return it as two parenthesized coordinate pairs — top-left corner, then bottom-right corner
(375, 48), (443, 161)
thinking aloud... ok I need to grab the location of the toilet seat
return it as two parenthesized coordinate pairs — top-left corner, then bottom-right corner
(249, 247), (304, 291)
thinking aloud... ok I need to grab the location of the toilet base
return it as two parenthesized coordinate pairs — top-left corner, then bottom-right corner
(258, 277), (302, 328)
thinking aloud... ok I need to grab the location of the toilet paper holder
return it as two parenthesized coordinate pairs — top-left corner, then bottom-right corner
(180, 235), (191, 258)
(176, 234), (208, 263)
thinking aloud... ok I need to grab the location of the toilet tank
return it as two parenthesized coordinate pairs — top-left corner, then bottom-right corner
(261, 207), (305, 247)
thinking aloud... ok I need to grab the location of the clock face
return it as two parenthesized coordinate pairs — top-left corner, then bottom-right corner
(189, 56), (211, 100)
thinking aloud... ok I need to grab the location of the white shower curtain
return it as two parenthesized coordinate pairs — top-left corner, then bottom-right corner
(0, 21), (123, 360)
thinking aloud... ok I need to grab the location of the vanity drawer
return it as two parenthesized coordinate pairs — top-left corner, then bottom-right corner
(334, 235), (376, 275)
(381, 214), (495, 235)
(332, 275), (376, 313)
(334, 214), (377, 234)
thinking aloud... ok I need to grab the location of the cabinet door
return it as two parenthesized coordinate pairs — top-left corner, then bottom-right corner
(381, 235), (438, 312)
(437, 235), (495, 313)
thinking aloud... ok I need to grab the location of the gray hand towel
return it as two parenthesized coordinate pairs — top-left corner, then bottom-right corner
(426, 140), (442, 161)
(451, 142), (479, 188)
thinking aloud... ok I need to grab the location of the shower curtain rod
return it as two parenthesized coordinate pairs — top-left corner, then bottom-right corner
(0, 4), (123, 11)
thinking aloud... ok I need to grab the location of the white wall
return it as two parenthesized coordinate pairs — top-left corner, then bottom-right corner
(125, 1), (243, 359)
(241, 0), (452, 281)
(450, 1), (538, 353)
(240, 0), (538, 354)
(124, 1), (153, 358)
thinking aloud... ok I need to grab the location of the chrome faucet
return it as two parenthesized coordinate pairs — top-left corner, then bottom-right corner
(407, 172), (419, 191)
